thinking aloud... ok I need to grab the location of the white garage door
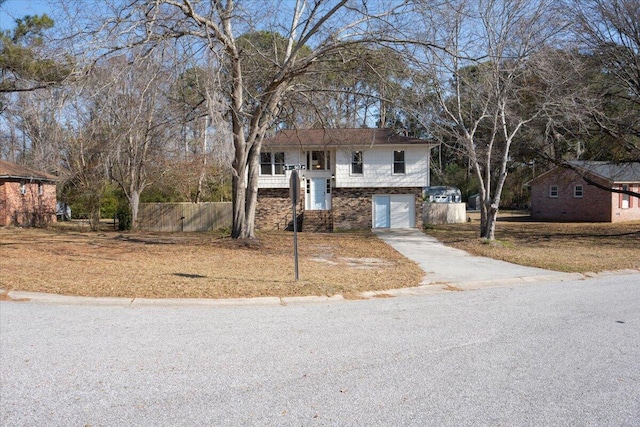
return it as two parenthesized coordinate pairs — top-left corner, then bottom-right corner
(373, 194), (415, 228)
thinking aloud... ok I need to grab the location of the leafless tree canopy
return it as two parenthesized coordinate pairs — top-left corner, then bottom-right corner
(1, 0), (638, 238)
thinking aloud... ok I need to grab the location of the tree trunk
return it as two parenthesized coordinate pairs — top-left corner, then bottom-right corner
(88, 192), (101, 232)
(231, 166), (247, 238)
(129, 189), (140, 231)
(243, 145), (260, 239)
(479, 199), (488, 238)
(482, 203), (499, 240)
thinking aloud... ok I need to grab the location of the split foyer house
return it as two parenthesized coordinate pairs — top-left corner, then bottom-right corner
(0, 159), (58, 227)
(256, 128), (437, 231)
(529, 160), (640, 222)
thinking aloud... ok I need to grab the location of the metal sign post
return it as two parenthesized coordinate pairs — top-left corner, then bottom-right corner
(288, 167), (302, 281)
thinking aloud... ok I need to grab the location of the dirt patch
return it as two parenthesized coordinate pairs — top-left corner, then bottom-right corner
(0, 227), (424, 299)
(442, 284), (465, 292)
(0, 290), (30, 302)
(372, 293), (396, 298)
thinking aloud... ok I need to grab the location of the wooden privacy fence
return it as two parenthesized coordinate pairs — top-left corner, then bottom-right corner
(138, 202), (232, 232)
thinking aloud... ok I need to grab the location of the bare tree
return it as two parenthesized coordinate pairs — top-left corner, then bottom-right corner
(166, 56), (233, 203)
(411, 0), (564, 239)
(88, 0), (411, 238)
(88, 51), (175, 229)
(569, 0), (640, 156)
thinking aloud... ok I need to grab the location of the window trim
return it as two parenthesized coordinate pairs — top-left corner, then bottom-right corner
(549, 185), (558, 198)
(259, 152), (286, 176)
(273, 152), (285, 175)
(573, 185), (583, 198)
(393, 150), (406, 175)
(307, 150), (331, 171)
(351, 151), (363, 175)
(621, 184), (630, 209)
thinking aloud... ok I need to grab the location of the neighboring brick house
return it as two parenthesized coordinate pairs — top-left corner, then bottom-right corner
(256, 128), (436, 231)
(0, 159), (58, 227)
(529, 161), (640, 222)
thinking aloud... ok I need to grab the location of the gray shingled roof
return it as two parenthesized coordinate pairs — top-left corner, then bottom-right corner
(263, 128), (435, 148)
(569, 161), (640, 183)
(0, 159), (58, 181)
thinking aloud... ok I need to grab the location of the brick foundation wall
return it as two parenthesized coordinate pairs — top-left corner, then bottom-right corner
(0, 180), (56, 227)
(256, 188), (304, 231)
(332, 187), (423, 230)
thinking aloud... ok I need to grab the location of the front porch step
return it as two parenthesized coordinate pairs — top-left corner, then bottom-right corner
(302, 210), (333, 232)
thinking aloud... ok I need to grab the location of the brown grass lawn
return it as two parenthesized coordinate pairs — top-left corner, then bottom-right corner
(2, 216), (638, 300)
(424, 215), (640, 273)
(0, 226), (424, 299)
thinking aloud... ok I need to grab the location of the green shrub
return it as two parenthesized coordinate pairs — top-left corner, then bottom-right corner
(116, 205), (132, 231)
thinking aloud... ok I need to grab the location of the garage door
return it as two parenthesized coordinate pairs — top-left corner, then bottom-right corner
(373, 195), (415, 228)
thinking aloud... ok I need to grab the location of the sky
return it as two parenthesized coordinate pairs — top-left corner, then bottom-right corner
(0, 0), (53, 31)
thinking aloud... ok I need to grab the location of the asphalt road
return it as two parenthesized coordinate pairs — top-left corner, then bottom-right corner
(1, 275), (639, 426)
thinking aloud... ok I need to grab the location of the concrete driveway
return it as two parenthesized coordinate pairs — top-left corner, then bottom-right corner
(374, 229), (582, 291)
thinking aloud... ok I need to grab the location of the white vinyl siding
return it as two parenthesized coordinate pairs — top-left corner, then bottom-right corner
(335, 146), (429, 188)
(258, 145), (432, 189)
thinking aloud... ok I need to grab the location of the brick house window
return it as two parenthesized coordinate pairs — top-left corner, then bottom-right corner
(549, 185), (558, 198)
(260, 152), (285, 175)
(19, 182), (26, 195)
(393, 150), (405, 174)
(621, 185), (630, 209)
(351, 151), (363, 175)
(574, 185), (583, 198)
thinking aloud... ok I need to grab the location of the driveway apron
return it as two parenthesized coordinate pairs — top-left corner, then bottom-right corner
(374, 229), (580, 289)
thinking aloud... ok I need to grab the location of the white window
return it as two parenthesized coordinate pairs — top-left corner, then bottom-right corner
(549, 185), (558, 198)
(351, 151), (363, 175)
(19, 182), (26, 195)
(574, 185), (583, 198)
(393, 150), (405, 174)
(621, 185), (630, 209)
(260, 152), (285, 175)
(273, 152), (285, 175)
(308, 150), (330, 171)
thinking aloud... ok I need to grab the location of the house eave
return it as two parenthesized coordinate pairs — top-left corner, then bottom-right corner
(0, 174), (58, 182)
(262, 143), (438, 150)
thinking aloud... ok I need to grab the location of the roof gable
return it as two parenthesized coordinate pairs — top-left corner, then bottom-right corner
(0, 159), (58, 181)
(263, 128), (436, 149)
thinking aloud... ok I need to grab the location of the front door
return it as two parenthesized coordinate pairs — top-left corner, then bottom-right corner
(310, 177), (327, 210)
(374, 196), (391, 228)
